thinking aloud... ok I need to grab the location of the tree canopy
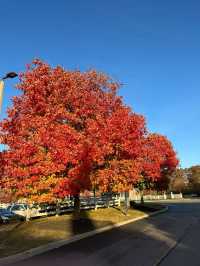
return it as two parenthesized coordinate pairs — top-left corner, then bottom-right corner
(0, 60), (179, 203)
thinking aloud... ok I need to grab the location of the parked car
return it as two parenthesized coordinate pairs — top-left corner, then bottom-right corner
(7, 203), (28, 219)
(0, 208), (20, 224)
(7, 203), (44, 219)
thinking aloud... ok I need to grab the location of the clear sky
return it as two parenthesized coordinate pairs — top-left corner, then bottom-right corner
(0, 0), (199, 168)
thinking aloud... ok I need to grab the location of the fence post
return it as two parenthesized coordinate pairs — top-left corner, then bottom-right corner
(118, 198), (121, 207)
(56, 200), (61, 216)
(164, 192), (167, 200)
(26, 205), (31, 221)
(117, 195), (120, 207)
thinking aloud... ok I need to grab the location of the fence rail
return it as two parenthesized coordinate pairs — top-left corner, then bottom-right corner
(128, 192), (183, 201)
(0, 192), (183, 220)
(0, 195), (121, 220)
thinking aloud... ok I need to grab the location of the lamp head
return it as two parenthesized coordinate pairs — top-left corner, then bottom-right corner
(2, 72), (18, 80)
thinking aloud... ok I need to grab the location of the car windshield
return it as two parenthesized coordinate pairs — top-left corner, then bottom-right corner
(7, 204), (28, 211)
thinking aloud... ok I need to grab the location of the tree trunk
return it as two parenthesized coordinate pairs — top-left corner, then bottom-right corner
(73, 194), (80, 220)
(93, 188), (97, 210)
(140, 191), (144, 204)
(124, 191), (130, 215)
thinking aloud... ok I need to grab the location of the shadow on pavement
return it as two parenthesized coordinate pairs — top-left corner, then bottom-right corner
(6, 201), (200, 266)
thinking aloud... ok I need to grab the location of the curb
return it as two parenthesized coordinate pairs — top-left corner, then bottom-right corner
(0, 206), (168, 265)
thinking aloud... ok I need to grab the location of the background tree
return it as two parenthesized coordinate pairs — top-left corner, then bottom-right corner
(91, 105), (146, 213)
(169, 168), (187, 193)
(136, 133), (179, 201)
(188, 165), (200, 194)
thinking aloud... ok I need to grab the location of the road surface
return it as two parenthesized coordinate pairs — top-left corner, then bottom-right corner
(8, 200), (200, 266)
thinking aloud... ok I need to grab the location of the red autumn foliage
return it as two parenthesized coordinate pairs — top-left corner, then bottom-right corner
(0, 60), (178, 203)
(139, 133), (179, 188)
(92, 106), (146, 192)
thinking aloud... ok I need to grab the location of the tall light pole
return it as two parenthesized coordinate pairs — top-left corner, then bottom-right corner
(0, 72), (18, 113)
(0, 80), (4, 114)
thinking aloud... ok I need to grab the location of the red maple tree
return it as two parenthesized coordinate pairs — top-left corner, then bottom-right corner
(0, 60), (179, 209)
(137, 133), (179, 194)
(0, 60), (145, 204)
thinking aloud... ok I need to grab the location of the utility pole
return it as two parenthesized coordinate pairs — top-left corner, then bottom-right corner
(0, 80), (4, 113)
(0, 72), (18, 113)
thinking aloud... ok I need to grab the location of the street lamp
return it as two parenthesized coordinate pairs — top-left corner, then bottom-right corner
(0, 72), (18, 113)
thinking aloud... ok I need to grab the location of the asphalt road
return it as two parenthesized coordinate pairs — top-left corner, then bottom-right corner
(8, 199), (200, 266)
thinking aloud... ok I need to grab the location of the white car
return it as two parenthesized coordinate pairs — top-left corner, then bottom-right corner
(7, 204), (29, 219)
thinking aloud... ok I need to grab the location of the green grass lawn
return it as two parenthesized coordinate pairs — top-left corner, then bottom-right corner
(0, 204), (163, 258)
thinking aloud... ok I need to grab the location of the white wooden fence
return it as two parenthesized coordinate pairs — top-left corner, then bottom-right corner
(124, 191), (183, 201)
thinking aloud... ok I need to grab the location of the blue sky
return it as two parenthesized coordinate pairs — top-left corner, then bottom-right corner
(0, 0), (199, 168)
